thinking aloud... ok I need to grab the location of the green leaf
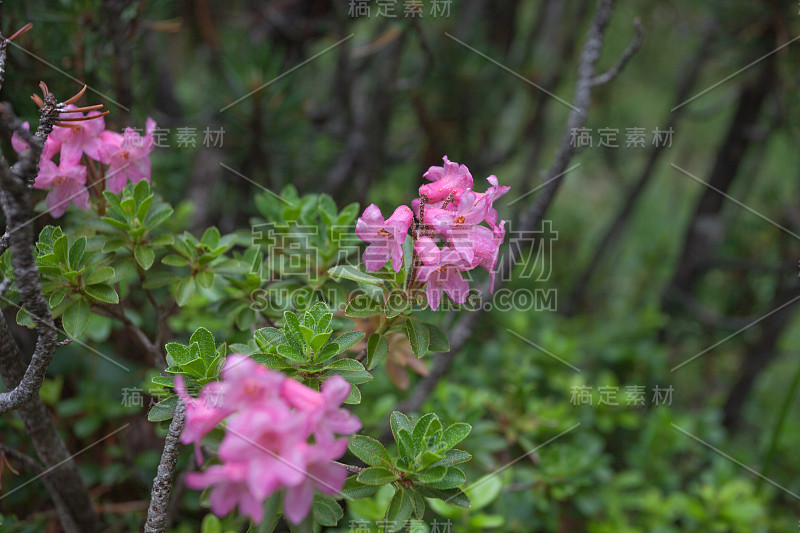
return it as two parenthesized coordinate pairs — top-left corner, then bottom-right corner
(150, 375), (175, 388)
(146, 205), (174, 229)
(251, 352), (294, 371)
(68, 237), (86, 269)
(443, 423), (472, 449)
(309, 331), (332, 357)
(84, 284), (119, 304)
(52, 235), (68, 265)
(190, 327), (217, 362)
(133, 179), (150, 202)
(147, 394), (179, 422)
(254, 328), (285, 351)
(340, 476), (379, 499)
(181, 357), (207, 378)
(200, 514), (222, 533)
(328, 265), (384, 286)
(424, 323), (450, 353)
(397, 428), (414, 463)
(311, 495), (343, 527)
(165, 342), (190, 366)
(315, 312), (332, 334)
(201, 226), (221, 249)
(333, 331), (364, 351)
(412, 414), (437, 455)
(366, 333), (389, 371)
(419, 486), (471, 508)
(316, 342), (340, 362)
(390, 411), (414, 447)
(135, 194), (154, 222)
(345, 294), (384, 318)
(101, 238), (127, 253)
(404, 318), (430, 358)
(426, 467), (466, 490)
(101, 216), (130, 231)
(196, 270), (215, 289)
(134, 245), (155, 270)
(62, 298), (90, 338)
(283, 311), (303, 347)
(150, 234), (174, 247)
(344, 384), (361, 404)
(84, 266), (115, 285)
(432, 449), (472, 468)
(325, 359), (373, 384)
(415, 465), (447, 484)
(175, 277), (196, 306)
(385, 487), (413, 531)
(49, 288), (68, 308)
(16, 306), (34, 328)
(162, 254), (189, 267)
(384, 291), (411, 318)
(411, 489), (426, 520)
(348, 435), (393, 468)
(357, 466), (398, 486)
(277, 344), (307, 363)
(298, 324), (316, 346)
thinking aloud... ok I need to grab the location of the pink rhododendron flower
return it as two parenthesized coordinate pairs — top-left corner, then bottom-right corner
(178, 354), (360, 525)
(33, 159), (89, 218)
(419, 155), (474, 201)
(355, 156), (509, 309)
(185, 462), (267, 523)
(428, 190), (489, 263)
(98, 117), (157, 193)
(312, 375), (362, 441)
(472, 221), (505, 292)
(175, 377), (232, 463)
(50, 106), (106, 163)
(12, 121), (61, 161)
(282, 439), (349, 525)
(355, 204), (413, 272)
(482, 175), (510, 228)
(415, 237), (477, 310)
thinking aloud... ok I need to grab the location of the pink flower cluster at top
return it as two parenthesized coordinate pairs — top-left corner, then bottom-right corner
(175, 355), (361, 525)
(12, 107), (156, 217)
(356, 156), (509, 310)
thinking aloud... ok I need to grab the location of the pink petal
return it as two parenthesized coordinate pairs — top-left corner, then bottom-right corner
(283, 481), (314, 524)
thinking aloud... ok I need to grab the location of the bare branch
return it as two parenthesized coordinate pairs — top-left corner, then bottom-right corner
(590, 18), (643, 86)
(0, 98), (60, 415)
(144, 402), (186, 533)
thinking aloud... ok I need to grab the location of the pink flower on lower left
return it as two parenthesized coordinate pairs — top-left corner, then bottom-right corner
(33, 159), (89, 218)
(177, 355), (360, 525)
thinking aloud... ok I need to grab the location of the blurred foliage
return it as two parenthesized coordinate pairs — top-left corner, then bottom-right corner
(1, 0), (799, 531)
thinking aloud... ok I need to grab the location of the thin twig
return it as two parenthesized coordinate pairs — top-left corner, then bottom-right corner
(144, 402), (186, 533)
(333, 460), (366, 475)
(590, 18), (643, 86)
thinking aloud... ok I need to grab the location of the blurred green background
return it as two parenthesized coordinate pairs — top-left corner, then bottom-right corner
(1, 0), (799, 531)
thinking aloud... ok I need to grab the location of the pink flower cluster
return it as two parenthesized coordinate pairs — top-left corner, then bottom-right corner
(175, 355), (361, 524)
(356, 156), (509, 310)
(12, 107), (156, 217)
